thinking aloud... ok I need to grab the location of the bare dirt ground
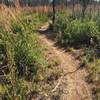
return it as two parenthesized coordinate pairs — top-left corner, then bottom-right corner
(38, 23), (92, 100)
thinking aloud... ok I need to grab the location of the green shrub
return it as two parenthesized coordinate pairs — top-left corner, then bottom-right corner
(87, 21), (100, 43)
(69, 20), (89, 44)
(53, 11), (100, 47)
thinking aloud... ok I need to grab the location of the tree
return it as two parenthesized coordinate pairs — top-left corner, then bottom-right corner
(52, 0), (56, 23)
(80, 0), (90, 18)
(72, 0), (75, 17)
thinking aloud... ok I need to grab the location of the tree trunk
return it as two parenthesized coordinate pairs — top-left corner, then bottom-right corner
(52, 0), (56, 24)
(72, 0), (75, 17)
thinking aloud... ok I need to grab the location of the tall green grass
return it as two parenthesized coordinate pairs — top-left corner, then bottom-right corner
(0, 13), (49, 99)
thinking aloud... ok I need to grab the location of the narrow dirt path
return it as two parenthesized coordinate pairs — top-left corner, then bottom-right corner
(38, 23), (92, 100)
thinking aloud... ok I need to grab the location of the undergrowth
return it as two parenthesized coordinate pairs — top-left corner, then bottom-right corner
(53, 11), (100, 48)
(0, 12), (61, 100)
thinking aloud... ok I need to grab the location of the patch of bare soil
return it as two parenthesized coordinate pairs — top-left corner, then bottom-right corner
(38, 23), (92, 100)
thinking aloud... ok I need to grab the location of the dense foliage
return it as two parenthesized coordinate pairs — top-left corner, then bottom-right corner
(53, 11), (100, 47)
(0, 13), (61, 99)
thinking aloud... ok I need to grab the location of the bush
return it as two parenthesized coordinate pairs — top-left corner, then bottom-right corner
(87, 21), (100, 43)
(53, 11), (71, 44)
(53, 11), (100, 47)
(68, 20), (89, 45)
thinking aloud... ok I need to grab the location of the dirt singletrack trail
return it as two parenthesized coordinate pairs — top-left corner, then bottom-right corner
(38, 23), (92, 100)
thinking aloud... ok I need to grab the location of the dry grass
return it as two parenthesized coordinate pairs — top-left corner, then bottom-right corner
(0, 4), (16, 20)
(0, 4), (23, 31)
(22, 6), (53, 14)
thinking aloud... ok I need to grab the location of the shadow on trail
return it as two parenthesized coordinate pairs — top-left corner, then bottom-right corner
(37, 27), (85, 71)
(37, 28), (54, 40)
(37, 28), (68, 52)
(37, 27), (84, 63)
